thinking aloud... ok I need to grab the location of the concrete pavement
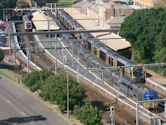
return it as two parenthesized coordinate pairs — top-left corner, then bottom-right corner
(0, 76), (69, 125)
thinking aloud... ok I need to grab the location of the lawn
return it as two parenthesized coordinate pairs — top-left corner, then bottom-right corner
(58, 0), (79, 7)
(0, 69), (20, 83)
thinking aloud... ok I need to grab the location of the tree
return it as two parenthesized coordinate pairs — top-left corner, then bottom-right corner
(0, 49), (4, 62)
(155, 47), (166, 63)
(0, 0), (16, 20)
(120, 8), (166, 63)
(40, 74), (85, 111)
(73, 103), (103, 125)
(155, 24), (166, 51)
(46, 0), (59, 3)
(22, 70), (54, 92)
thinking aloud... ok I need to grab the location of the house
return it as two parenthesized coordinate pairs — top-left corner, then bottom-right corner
(133, 0), (159, 8)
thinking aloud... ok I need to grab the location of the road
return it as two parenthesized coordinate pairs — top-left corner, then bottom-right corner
(0, 76), (69, 125)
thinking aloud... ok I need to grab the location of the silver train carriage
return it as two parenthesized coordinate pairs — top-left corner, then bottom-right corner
(56, 10), (160, 103)
(56, 9), (144, 82)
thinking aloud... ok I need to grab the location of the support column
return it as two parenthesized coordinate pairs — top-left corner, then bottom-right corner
(165, 101), (166, 118)
(77, 65), (80, 83)
(136, 103), (139, 125)
(67, 69), (69, 118)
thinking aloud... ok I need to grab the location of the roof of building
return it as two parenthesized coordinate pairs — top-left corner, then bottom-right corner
(32, 11), (59, 31)
(64, 8), (131, 51)
(106, 16), (125, 25)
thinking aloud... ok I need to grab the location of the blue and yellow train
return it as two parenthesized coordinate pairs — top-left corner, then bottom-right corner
(143, 90), (158, 109)
(56, 9), (160, 107)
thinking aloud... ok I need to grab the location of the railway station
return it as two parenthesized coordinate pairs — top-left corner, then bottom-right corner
(1, 0), (166, 125)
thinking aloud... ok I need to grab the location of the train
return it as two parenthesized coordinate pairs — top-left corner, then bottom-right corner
(55, 9), (162, 110)
(22, 14), (33, 31)
(56, 9), (144, 83)
(143, 90), (158, 110)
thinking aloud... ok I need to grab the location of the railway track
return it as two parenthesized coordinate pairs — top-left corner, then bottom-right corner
(14, 21), (139, 124)
(13, 15), (165, 124)
(17, 23), (56, 71)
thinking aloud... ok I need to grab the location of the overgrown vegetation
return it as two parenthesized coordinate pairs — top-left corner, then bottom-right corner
(40, 74), (85, 111)
(74, 103), (103, 125)
(0, 0), (16, 20)
(120, 8), (166, 75)
(22, 70), (54, 92)
(22, 70), (103, 124)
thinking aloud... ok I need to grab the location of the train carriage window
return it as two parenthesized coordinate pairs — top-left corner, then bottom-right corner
(117, 61), (123, 66)
(87, 42), (91, 50)
(109, 57), (113, 66)
(100, 50), (106, 61)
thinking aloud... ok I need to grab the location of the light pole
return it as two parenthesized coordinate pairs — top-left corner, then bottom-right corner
(66, 68), (69, 118)
(26, 48), (30, 73)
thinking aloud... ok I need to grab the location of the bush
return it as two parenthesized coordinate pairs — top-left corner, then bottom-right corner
(22, 70), (54, 92)
(40, 74), (85, 111)
(74, 103), (103, 125)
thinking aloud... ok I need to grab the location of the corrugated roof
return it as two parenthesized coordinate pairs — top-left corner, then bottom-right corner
(32, 11), (59, 31)
(64, 8), (131, 51)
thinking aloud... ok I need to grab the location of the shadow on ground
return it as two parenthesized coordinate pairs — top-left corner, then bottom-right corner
(0, 115), (47, 125)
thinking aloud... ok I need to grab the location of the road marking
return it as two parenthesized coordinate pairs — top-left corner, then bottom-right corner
(6, 99), (12, 104)
(20, 111), (26, 116)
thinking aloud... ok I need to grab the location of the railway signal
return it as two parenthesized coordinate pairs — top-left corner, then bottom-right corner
(110, 106), (115, 125)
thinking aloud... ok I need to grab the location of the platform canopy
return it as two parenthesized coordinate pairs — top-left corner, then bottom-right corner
(32, 11), (59, 31)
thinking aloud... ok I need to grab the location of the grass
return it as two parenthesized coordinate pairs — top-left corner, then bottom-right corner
(58, 0), (80, 7)
(58, 0), (74, 7)
(0, 69), (20, 83)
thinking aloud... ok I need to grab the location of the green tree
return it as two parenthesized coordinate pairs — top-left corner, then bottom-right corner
(0, 0), (16, 19)
(0, 49), (4, 62)
(155, 47), (166, 62)
(155, 24), (166, 51)
(46, 0), (59, 3)
(120, 8), (166, 63)
(73, 103), (103, 125)
(40, 74), (85, 111)
(22, 70), (53, 92)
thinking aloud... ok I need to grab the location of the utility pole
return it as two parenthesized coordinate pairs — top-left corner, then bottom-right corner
(136, 103), (139, 125)
(67, 68), (69, 118)
(26, 48), (30, 73)
(101, 69), (104, 84)
(77, 64), (80, 83)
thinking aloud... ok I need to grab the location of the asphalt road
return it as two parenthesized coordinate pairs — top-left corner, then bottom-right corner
(0, 76), (69, 125)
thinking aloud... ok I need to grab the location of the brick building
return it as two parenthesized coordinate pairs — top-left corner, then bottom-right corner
(86, 0), (133, 26)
